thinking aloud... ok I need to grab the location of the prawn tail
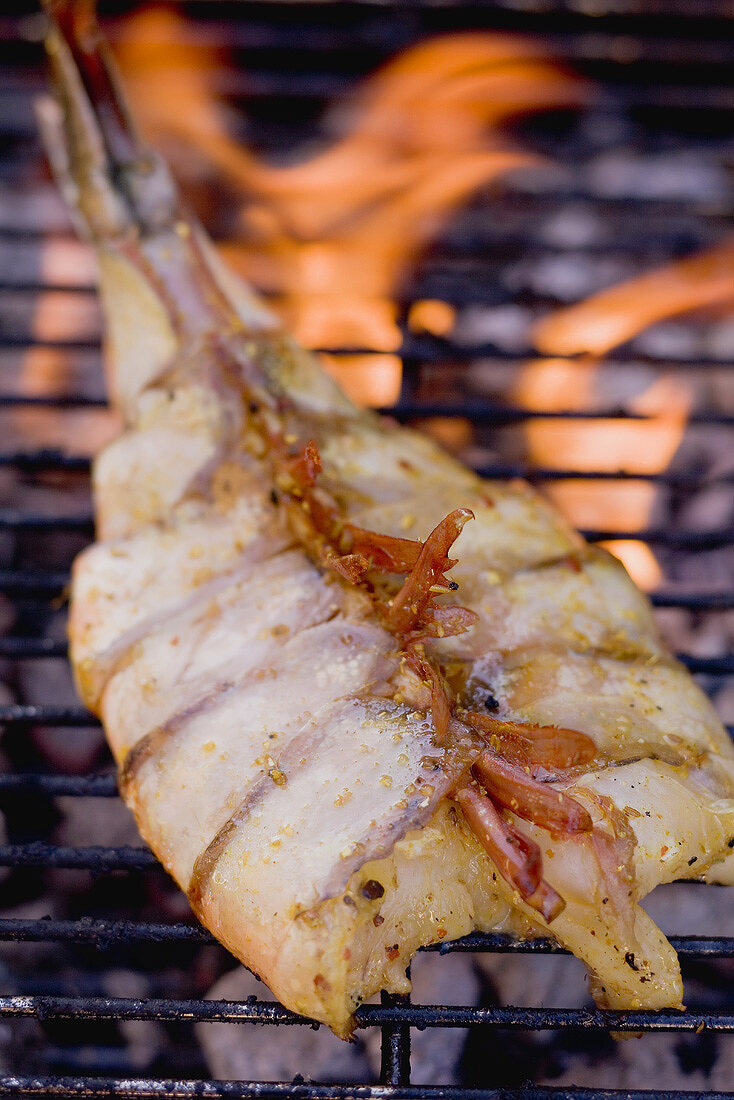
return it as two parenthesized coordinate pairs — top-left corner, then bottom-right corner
(39, 0), (178, 242)
(38, 0), (280, 412)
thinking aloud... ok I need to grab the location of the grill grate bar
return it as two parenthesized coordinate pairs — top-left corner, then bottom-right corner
(0, 450), (90, 472)
(677, 655), (734, 675)
(15, 219), (734, 273)
(6, 8), (734, 50)
(0, 843), (158, 871)
(0, 919), (730, 960)
(7, 234), (734, 278)
(7, 639), (731, 676)
(0, 570), (71, 595)
(2, 513), (733, 549)
(425, 933), (734, 959)
(386, 403), (734, 427)
(1, 392), (733, 424)
(2, 570), (731, 610)
(5, 182), (734, 228)
(9, 70), (734, 106)
(0, 512), (93, 533)
(582, 529), (734, 550)
(2, 841), (733, 882)
(6, 339), (734, 369)
(475, 466), (734, 488)
(0, 774), (115, 797)
(3, 462), (734, 492)
(401, 345), (734, 369)
(2, 994), (734, 1032)
(123, 0), (734, 12)
(4, 177), (734, 214)
(650, 591), (734, 610)
(380, 991), (412, 1088)
(0, 639), (68, 659)
(9, 69), (734, 105)
(0, 705), (99, 726)
(0, 918), (214, 945)
(1, 1079), (734, 1100)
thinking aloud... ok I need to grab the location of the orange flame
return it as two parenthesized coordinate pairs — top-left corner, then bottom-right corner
(532, 240), (734, 357)
(517, 360), (689, 588)
(114, 9), (583, 406)
(515, 239), (734, 588)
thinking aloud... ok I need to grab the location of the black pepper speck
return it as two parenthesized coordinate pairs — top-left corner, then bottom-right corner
(361, 879), (385, 900)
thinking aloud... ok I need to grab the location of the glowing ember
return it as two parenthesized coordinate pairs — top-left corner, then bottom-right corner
(114, 13), (582, 406)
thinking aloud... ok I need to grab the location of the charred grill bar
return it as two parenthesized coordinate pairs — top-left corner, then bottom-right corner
(0, 0), (734, 1094)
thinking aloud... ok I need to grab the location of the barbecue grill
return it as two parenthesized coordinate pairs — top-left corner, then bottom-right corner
(1, 0), (734, 1094)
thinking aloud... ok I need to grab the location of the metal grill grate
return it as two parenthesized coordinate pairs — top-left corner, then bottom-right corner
(0, 0), (734, 1095)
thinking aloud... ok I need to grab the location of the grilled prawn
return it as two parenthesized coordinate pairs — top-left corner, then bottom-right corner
(42, 0), (734, 1036)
